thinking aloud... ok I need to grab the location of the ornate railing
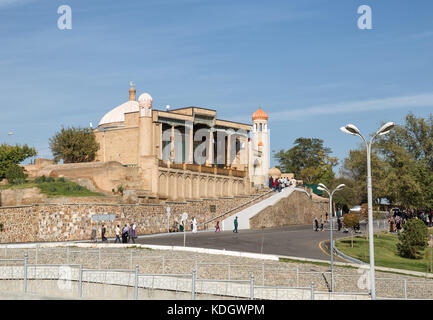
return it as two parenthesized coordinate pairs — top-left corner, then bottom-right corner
(158, 160), (247, 178)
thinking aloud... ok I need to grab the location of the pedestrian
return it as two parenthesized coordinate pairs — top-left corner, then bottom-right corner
(215, 221), (220, 232)
(233, 216), (239, 233)
(91, 226), (97, 242)
(325, 212), (329, 223)
(269, 176), (274, 189)
(101, 224), (107, 242)
(337, 217), (342, 231)
(388, 216), (395, 233)
(128, 223), (136, 243)
(314, 217), (319, 232)
(395, 216), (402, 233)
(320, 216), (324, 231)
(192, 217), (198, 234)
(273, 180), (277, 192)
(122, 224), (129, 243)
(115, 224), (121, 243)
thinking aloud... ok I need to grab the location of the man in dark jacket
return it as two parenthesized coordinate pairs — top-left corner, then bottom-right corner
(101, 224), (107, 242)
(269, 176), (274, 189)
(233, 217), (239, 233)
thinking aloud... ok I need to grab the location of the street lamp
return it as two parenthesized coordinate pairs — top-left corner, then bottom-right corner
(317, 183), (345, 292)
(340, 122), (394, 300)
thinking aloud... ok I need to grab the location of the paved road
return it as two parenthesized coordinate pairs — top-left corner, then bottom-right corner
(135, 219), (388, 261)
(135, 223), (350, 261)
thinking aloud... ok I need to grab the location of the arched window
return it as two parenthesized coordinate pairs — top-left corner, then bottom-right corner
(259, 123), (262, 131)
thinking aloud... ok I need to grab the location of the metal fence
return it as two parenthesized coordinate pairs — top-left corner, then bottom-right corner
(1, 254), (433, 300)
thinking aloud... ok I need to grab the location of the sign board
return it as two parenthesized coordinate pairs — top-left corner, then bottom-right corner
(91, 214), (116, 222)
(210, 205), (216, 213)
(182, 212), (188, 223)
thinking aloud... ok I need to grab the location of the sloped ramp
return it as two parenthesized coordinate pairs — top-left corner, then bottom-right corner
(221, 186), (296, 231)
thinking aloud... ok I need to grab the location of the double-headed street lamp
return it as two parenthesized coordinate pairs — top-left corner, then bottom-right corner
(340, 122), (395, 300)
(317, 183), (345, 292)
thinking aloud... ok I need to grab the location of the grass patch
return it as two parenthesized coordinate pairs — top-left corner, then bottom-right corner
(336, 232), (433, 274)
(128, 246), (153, 251)
(0, 178), (103, 197)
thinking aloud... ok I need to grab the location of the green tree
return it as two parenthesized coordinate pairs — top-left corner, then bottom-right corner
(343, 213), (360, 247)
(5, 164), (26, 184)
(397, 219), (428, 259)
(0, 144), (37, 180)
(376, 112), (433, 208)
(49, 126), (99, 163)
(274, 138), (337, 184)
(342, 147), (387, 205)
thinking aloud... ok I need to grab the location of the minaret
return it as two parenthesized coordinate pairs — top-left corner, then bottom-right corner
(251, 107), (269, 186)
(137, 92), (158, 195)
(138, 93), (153, 157)
(129, 81), (136, 101)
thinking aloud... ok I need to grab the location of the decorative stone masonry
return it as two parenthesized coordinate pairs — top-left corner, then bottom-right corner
(0, 194), (264, 243)
(250, 189), (329, 229)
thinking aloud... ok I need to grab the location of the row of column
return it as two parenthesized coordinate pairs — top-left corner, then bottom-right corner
(162, 124), (245, 167)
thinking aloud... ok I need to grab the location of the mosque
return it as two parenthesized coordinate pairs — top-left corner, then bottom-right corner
(91, 83), (270, 200)
(26, 83), (271, 201)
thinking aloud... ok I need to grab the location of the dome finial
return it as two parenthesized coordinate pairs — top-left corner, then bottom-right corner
(252, 107), (268, 121)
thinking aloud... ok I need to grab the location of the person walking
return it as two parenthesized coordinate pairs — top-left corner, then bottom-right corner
(325, 212), (329, 223)
(269, 176), (274, 189)
(273, 180), (277, 192)
(319, 216), (324, 231)
(114, 225), (121, 243)
(122, 224), (129, 243)
(215, 221), (220, 232)
(101, 224), (107, 242)
(388, 216), (395, 233)
(314, 217), (319, 232)
(91, 226), (97, 242)
(128, 223), (136, 243)
(337, 217), (342, 231)
(233, 216), (239, 233)
(192, 217), (198, 234)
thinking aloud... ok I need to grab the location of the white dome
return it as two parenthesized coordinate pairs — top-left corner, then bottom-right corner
(98, 100), (139, 126)
(138, 93), (152, 104)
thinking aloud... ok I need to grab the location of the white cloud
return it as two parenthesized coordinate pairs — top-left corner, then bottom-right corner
(268, 93), (433, 122)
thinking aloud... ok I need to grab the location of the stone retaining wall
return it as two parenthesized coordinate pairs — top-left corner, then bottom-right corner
(0, 195), (261, 243)
(249, 190), (329, 229)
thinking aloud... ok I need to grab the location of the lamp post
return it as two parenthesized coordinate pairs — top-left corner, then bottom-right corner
(340, 122), (395, 300)
(317, 183), (345, 292)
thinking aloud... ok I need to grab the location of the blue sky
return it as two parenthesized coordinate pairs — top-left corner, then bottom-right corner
(1, 0), (432, 169)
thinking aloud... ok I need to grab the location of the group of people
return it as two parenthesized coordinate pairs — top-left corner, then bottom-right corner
(169, 216), (199, 233)
(313, 214), (359, 233)
(268, 176), (297, 192)
(91, 223), (137, 243)
(387, 208), (433, 233)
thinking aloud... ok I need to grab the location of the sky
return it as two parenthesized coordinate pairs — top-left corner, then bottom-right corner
(0, 0), (432, 169)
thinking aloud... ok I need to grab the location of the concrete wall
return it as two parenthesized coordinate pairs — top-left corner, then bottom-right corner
(249, 189), (329, 229)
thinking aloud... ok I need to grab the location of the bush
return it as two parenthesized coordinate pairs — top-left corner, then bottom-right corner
(13, 178), (26, 185)
(46, 176), (55, 183)
(49, 186), (57, 193)
(397, 219), (428, 259)
(56, 177), (66, 183)
(35, 175), (47, 183)
(5, 164), (26, 184)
